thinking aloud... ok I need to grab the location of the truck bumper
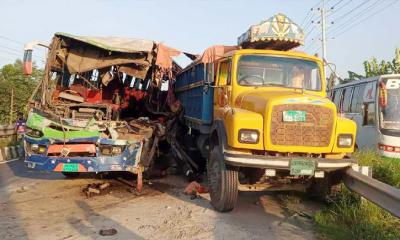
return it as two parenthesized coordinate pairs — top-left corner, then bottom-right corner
(224, 152), (357, 171)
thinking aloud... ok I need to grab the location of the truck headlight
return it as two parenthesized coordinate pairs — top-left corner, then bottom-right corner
(239, 129), (259, 144)
(338, 134), (353, 148)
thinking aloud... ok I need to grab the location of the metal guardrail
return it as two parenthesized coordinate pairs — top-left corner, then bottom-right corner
(0, 125), (15, 138)
(343, 167), (400, 218)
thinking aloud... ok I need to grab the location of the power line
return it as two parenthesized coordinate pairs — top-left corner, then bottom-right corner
(0, 49), (22, 58)
(0, 36), (24, 46)
(331, 0), (345, 9)
(305, 0), (370, 51)
(0, 45), (21, 54)
(328, 0), (354, 17)
(331, 0), (373, 24)
(0, 55), (17, 62)
(301, 0), (324, 30)
(328, 0), (385, 37)
(334, 0), (398, 38)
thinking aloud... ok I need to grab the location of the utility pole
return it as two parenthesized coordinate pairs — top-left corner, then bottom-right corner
(9, 88), (13, 125)
(320, 0), (328, 63)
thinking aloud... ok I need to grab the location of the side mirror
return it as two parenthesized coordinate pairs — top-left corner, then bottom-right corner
(23, 41), (49, 76)
(23, 49), (33, 76)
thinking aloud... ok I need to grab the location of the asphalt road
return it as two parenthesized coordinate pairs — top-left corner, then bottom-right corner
(0, 159), (317, 240)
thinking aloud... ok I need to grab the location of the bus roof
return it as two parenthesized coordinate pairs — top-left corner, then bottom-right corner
(332, 74), (400, 89)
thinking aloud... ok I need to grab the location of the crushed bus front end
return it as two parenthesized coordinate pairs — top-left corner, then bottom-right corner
(23, 33), (180, 187)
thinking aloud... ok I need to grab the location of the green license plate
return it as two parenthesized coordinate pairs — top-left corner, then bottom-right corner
(290, 159), (315, 175)
(62, 163), (79, 172)
(283, 111), (306, 122)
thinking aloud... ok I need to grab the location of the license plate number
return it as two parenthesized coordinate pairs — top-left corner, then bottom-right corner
(283, 111), (306, 122)
(290, 159), (315, 175)
(62, 163), (79, 172)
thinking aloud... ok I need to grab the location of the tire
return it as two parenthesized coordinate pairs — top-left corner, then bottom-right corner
(307, 172), (342, 201)
(61, 172), (80, 178)
(207, 146), (238, 212)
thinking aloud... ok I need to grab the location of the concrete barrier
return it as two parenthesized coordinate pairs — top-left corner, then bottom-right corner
(0, 145), (24, 163)
(17, 145), (24, 158)
(0, 148), (4, 161)
(10, 146), (18, 159)
(4, 147), (11, 160)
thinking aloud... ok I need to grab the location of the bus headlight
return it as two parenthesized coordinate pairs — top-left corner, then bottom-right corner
(338, 134), (353, 148)
(239, 129), (259, 144)
(26, 127), (43, 138)
(111, 146), (122, 155)
(99, 145), (124, 156)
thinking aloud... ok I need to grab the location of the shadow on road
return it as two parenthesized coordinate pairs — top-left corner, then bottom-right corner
(0, 159), (29, 240)
(68, 200), (144, 240)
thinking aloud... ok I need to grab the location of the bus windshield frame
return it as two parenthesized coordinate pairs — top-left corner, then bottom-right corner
(379, 78), (400, 134)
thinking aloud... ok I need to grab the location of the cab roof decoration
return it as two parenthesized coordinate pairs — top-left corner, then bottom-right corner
(238, 13), (305, 51)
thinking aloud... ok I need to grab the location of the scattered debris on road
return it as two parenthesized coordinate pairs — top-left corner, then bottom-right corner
(99, 228), (118, 236)
(82, 182), (111, 198)
(184, 181), (208, 199)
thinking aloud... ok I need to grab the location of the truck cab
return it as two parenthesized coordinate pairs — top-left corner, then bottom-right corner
(175, 14), (357, 212)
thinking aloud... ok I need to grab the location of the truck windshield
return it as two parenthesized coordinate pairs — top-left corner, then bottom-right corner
(380, 78), (400, 132)
(237, 55), (322, 91)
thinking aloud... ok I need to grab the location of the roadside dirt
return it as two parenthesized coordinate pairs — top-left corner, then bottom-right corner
(0, 160), (319, 240)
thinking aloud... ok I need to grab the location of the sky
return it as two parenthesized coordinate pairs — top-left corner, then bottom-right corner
(0, 0), (399, 78)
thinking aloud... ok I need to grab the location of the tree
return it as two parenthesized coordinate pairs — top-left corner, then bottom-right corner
(0, 59), (43, 124)
(363, 48), (400, 77)
(337, 48), (400, 85)
(339, 71), (364, 84)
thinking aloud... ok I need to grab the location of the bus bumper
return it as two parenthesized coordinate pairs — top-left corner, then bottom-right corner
(24, 138), (143, 174)
(25, 154), (141, 173)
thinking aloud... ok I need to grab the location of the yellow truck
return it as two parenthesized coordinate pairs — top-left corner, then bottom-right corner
(174, 14), (357, 212)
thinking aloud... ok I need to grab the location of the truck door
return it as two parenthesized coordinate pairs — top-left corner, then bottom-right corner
(215, 58), (232, 105)
(214, 58), (232, 119)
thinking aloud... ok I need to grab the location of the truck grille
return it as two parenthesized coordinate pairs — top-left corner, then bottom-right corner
(270, 104), (334, 147)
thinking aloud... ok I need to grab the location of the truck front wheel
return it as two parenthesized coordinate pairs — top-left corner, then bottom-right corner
(207, 146), (238, 212)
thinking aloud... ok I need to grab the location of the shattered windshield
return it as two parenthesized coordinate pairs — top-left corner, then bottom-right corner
(380, 78), (400, 131)
(237, 55), (322, 91)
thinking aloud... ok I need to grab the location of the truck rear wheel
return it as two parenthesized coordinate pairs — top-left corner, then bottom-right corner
(207, 146), (238, 212)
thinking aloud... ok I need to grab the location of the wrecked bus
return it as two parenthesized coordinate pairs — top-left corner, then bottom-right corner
(174, 14), (358, 211)
(23, 33), (180, 191)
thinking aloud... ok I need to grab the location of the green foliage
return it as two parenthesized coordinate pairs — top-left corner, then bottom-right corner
(354, 150), (400, 188)
(338, 48), (400, 84)
(315, 188), (400, 240)
(363, 48), (400, 77)
(0, 60), (43, 124)
(339, 71), (364, 84)
(315, 150), (400, 240)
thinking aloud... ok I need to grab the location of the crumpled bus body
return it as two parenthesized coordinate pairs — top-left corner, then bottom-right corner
(24, 33), (180, 182)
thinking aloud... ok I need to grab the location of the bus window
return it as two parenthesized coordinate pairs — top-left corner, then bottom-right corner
(331, 90), (337, 103)
(333, 89), (342, 109)
(363, 102), (375, 126)
(342, 87), (353, 112)
(350, 84), (366, 113)
(380, 78), (400, 131)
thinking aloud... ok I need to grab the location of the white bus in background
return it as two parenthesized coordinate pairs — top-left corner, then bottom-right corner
(330, 74), (400, 158)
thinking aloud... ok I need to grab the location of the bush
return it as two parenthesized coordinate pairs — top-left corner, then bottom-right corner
(314, 150), (400, 240)
(354, 150), (400, 188)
